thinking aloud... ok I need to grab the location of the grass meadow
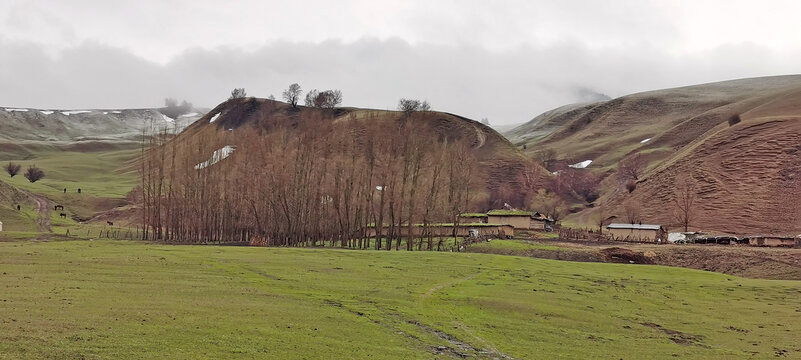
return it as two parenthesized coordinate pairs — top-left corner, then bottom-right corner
(1, 239), (799, 359)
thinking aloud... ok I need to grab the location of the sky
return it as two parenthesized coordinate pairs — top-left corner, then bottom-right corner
(2, 0), (801, 125)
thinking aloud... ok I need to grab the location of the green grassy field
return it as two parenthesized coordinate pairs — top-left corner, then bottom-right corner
(0, 149), (139, 230)
(1, 240), (799, 359)
(2, 149), (139, 198)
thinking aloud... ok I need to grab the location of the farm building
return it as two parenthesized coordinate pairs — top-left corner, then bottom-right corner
(606, 223), (666, 242)
(457, 213), (488, 224)
(530, 212), (554, 230)
(667, 232), (704, 244)
(366, 223), (514, 239)
(742, 235), (801, 248)
(487, 210), (534, 229)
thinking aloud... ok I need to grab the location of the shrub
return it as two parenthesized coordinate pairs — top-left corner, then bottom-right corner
(5, 162), (21, 177)
(24, 166), (45, 183)
(625, 180), (637, 193)
(728, 114), (741, 126)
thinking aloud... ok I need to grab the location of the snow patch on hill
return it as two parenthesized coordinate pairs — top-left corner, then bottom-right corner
(61, 110), (92, 115)
(195, 145), (235, 170)
(569, 160), (592, 169)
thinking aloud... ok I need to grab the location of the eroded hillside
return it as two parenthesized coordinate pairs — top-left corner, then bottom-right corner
(508, 75), (801, 234)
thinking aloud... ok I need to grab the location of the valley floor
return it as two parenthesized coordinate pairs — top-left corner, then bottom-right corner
(1, 239), (800, 359)
(466, 237), (801, 280)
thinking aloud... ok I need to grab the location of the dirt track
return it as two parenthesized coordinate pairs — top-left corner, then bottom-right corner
(30, 193), (52, 233)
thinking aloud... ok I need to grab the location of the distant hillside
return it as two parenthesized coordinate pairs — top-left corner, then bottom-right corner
(0, 107), (204, 158)
(509, 75), (801, 234)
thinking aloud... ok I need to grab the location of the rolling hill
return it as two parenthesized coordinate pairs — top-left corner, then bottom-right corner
(507, 75), (801, 234)
(172, 97), (542, 210)
(0, 106), (205, 235)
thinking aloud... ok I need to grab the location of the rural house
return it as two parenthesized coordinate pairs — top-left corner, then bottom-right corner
(457, 213), (488, 224)
(742, 235), (801, 248)
(365, 223), (514, 239)
(606, 223), (666, 242)
(530, 212), (554, 230)
(487, 209), (534, 229)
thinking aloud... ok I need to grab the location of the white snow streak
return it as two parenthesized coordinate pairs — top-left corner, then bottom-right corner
(4, 108), (28, 112)
(209, 113), (220, 123)
(640, 138), (651, 143)
(40, 110), (54, 115)
(569, 160), (593, 169)
(194, 145), (236, 170)
(179, 112), (199, 117)
(61, 110), (92, 115)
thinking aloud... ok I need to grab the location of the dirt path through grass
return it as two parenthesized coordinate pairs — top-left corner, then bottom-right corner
(31, 193), (52, 233)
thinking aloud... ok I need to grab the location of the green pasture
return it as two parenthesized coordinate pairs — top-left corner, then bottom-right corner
(1, 240), (799, 359)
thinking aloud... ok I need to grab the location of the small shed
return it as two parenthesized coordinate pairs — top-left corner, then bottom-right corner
(743, 235), (801, 248)
(606, 223), (665, 242)
(530, 212), (554, 230)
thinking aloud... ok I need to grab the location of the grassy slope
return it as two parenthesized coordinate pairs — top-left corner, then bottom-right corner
(0, 149), (139, 232)
(1, 240), (799, 359)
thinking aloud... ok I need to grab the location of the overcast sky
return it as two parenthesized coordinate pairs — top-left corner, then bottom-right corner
(2, 0), (801, 124)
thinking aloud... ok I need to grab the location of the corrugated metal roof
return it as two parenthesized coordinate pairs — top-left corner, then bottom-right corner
(606, 223), (662, 230)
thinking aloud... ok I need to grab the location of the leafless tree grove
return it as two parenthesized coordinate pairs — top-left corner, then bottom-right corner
(139, 107), (479, 250)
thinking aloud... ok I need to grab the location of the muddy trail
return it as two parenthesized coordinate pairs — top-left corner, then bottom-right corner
(29, 193), (52, 233)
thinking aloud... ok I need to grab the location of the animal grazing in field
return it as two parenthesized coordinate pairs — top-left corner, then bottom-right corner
(63, 188), (66, 193)
(16, 205), (20, 211)
(60, 213), (67, 219)
(77, 188), (82, 194)
(106, 221), (114, 226)
(54, 205), (64, 211)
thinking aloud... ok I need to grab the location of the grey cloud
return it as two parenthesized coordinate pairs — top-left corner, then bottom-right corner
(1, 38), (800, 125)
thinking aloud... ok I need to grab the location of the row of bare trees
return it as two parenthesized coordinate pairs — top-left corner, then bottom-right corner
(140, 107), (480, 248)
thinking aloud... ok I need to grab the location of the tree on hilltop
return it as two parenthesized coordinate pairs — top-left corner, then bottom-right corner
(397, 98), (430, 116)
(282, 83), (302, 108)
(229, 88), (247, 100)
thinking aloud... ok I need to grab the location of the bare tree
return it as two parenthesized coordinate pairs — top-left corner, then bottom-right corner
(282, 83), (302, 108)
(672, 176), (696, 232)
(622, 199), (641, 224)
(229, 88), (247, 100)
(397, 98), (430, 115)
(305, 89), (343, 109)
(530, 189), (566, 223)
(304, 89), (319, 107)
(5, 162), (21, 177)
(538, 149), (557, 170)
(594, 203), (608, 234)
(24, 165), (45, 183)
(619, 154), (646, 186)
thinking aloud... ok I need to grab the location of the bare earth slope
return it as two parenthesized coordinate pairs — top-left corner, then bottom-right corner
(509, 75), (801, 234)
